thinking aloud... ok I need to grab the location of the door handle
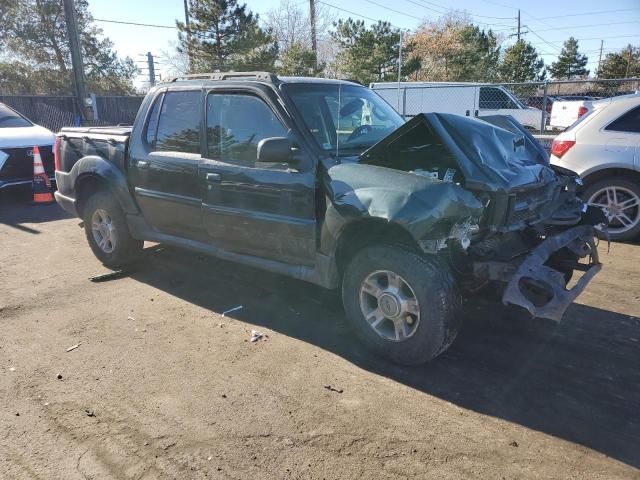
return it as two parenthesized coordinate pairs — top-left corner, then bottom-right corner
(206, 172), (221, 183)
(136, 160), (149, 168)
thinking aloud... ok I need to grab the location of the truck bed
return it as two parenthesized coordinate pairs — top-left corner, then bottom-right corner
(57, 126), (131, 173)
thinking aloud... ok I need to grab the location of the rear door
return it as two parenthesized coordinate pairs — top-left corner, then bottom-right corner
(128, 89), (205, 240)
(603, 104), (640, 170)
(199, 89), (316, 265)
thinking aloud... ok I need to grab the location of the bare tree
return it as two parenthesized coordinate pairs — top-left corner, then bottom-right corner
(264, 0), (336, 71)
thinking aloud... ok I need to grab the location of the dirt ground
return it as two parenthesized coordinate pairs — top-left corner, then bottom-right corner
(1, 187), (639, 479)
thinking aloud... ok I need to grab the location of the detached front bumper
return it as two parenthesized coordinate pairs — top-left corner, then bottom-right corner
(475, 225), (601, 321)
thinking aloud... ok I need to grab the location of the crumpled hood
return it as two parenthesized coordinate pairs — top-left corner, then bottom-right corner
(324, 162), (484, 239)
(361, 113), (557, 192)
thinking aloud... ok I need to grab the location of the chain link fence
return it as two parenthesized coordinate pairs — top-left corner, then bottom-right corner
(372, 78), (640, 142)
(0, 95), (144, 133)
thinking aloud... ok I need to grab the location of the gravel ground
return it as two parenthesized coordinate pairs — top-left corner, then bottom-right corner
(1, 188), (639, 479)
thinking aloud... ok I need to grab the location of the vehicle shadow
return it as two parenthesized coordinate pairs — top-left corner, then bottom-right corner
(0, 187), (72, 233)
(131, 245), (640, 468)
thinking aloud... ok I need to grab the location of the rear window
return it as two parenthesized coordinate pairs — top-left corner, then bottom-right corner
(154, 91), (201, 154)
(0, 104), (32, 128)
(606, 105), (640, 134)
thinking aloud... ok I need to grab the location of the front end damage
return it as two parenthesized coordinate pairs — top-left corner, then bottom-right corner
(355, 112), (604, 321)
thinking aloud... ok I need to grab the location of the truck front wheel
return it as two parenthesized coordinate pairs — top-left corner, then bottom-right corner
(342, 245), (462, 365)
(82, 191), (143, 269)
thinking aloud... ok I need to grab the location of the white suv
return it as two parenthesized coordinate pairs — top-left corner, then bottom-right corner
(550, 94), (640, 241)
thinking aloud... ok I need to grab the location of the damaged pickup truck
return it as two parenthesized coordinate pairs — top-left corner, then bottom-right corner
(54, 73), (604, 364)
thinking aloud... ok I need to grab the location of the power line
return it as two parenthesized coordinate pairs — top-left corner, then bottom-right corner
(316, 0), (392, 24)
(400, 0), (514, 27)
(413, 0), (514, 19)
(362, 0), (423, 21)
(494, 19), (639, 33)
(94, 18), (177, 29)
(527, 7), (640, 22)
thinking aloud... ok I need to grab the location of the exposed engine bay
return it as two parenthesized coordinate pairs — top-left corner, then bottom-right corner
(354, 112), (605, 321)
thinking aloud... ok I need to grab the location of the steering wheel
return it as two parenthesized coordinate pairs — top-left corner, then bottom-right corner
(347, 125), (372, 142)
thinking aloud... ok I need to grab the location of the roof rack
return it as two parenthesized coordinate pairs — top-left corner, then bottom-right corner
(163, 71), (279, 84)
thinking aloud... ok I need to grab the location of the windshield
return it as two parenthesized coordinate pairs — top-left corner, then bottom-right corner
(284, 83), (404, 155)
(0, 104), (32, 128)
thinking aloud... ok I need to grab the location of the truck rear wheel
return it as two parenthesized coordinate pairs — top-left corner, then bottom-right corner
(342, 245), (462, 365)
(83, 191), (143, 269)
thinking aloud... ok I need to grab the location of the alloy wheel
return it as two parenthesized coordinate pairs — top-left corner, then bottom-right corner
(588, 186), (640, 236)
(359, 270), (421, 342)
(91, 209), (117, 254)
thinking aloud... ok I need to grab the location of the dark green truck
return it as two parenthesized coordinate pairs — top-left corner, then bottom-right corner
(54, 72), (603, 364)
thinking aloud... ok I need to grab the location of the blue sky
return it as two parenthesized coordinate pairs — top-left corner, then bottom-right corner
(88, 0), (640, 85)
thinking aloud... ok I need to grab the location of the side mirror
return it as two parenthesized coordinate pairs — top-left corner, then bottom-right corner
(257, 137), (295, 164)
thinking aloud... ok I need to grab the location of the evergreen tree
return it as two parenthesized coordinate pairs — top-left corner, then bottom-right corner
(0, 0), (137, 94)
(177, 0), (278, 73)
(447, 25), (501, 82)
(330, 19), (416, 84)
(598, 45), (640, 79)
(499, 40), (545, 82)
(549, 37), (589, 79)
(278, 42), (322, 76)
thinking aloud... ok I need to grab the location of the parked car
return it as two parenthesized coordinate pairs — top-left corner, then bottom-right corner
(54, 72), (602, 364)
(548, 97), (597, 130)
(0, 103), (56, 190)
(370, 82), (544, 129)
(520, 95), (557, 114)
(550, 93), (640, 241)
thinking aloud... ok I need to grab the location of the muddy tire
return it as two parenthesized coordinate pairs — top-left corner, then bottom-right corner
(583, 177), (640, 242)
(342, 245), (462, 365)
(83, 191), (143, 269)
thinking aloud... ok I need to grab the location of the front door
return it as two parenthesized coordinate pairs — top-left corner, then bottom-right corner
(200, 90), (316, 265)
(129, 89), (205, 240)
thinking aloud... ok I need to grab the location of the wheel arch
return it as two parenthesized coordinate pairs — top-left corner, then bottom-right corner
(580, 167), (640, 190)
(70, 155), (139, 218)
(334, 218), (420, 277)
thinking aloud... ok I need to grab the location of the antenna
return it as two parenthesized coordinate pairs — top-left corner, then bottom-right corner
(335, 82), (342, 158)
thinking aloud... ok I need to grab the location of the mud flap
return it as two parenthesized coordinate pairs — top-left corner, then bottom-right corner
(502, 225), (601, 321)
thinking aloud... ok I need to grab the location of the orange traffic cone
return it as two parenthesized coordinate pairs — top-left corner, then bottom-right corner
(31, 145), (55, 205)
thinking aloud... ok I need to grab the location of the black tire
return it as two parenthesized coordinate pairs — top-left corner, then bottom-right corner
(582, 177), (640, 241)
(342, 245), (462, 365)
(82, 190), (143, 269)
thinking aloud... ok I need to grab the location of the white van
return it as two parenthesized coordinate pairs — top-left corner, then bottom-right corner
(370, 82), (543, 129)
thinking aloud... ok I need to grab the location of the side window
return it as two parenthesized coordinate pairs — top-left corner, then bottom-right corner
(206, 93), (288, 165)
(479, 87), (516, 110)
(155, 91), (201, 154)
(145, 93), (163, 147)
(606, 105), (640, 134)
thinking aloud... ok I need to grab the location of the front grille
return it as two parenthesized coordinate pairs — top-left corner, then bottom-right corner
(508, 184), (555, 225)
(0, 145), (54, 180)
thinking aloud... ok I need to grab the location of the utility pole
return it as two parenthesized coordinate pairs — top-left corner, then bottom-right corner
(597, 40), (604, 78)
(625, 45), (632, 78)
(516, 9), (521, 41)
(147, 52), (156, 86)
(183, 0), (191, 71)
(62, 0), (92, 121)
(309, 0), (317, 70)
(397, 30), (403, 112)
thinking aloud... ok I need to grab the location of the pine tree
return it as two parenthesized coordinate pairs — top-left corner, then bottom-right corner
(549, 37), (589, 79)
(499, 40), (545, 82)
(598, 45), (640, 79)
(330, 19), (416, 84)
(0, 0), (136, 94)
(177, 0), (278, 73)
(447, 26), (501, 82)
(278, 43), (322, 76)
